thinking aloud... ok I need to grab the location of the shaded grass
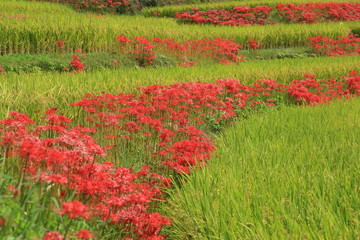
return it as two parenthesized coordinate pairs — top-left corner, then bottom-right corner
(1, 55), (359, 119)
(162, 98), (360, 239)
(0, 47), (315, 73)
(0, 52), (137, 73)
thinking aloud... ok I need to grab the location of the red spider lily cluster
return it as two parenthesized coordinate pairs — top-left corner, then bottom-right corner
(309, 34), (360, 56)
(175, 6), (273, 26)
(76, 229), (93, 240)
(58, 200), (91, 219)
(56, 40), (65, 56)
(42, 229), (93, 240)
(286, 71), (360, 104)
(42, 231), (64, 240)
(1, 71), (359, 238)
(56, 41), (64, 49)
(116, 35), (156, 66)
(0, 110), (170, 239)
(276, 2), (360, 23)
(116, 35), (245, 66)
(55, 41), (87, 72)
(69, 54), (86, 72)
(174, 2), (360, 26)
(247, 39), (263, 50)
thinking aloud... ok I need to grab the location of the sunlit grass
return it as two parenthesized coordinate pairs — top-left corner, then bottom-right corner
(144, 0), (360, 16)
(1, 55), (358, 118)
(163, 98), (360, 239)
(0, 0), (359, 54)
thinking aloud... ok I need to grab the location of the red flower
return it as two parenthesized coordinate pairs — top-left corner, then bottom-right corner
(42, 231), (64, 240)
(56, 40), (64, 48)
(76, 229), (93, 239)
(58, 200), (91, 220)
(247, 39), (263, 50)
(0, 218), (5, 227)
(8, 185), (19, 198)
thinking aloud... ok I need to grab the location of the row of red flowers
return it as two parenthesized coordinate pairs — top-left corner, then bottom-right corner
(309, 33), (360, 56)
(0, 34), (358, 75)
(115, 35), (245, 66)
(1, 71), (359, 239)
(173, 2), (360, 26)
(59, 34), (358, 72)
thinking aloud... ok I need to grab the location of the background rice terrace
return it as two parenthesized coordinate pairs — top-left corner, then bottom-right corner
(0, 0), (359, 239)
(1, 0), (360, 54)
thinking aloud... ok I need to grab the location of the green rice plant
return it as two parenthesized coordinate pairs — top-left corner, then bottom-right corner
(0, 0), (359, 54)
(162, 98), (360, 239)
(143, 0), (360, 17)
(0, 55), (359, 120)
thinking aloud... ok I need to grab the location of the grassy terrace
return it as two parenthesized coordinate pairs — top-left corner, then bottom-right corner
(164, 98), (360, 239)
(1, 0), (359, 54)
(1, 56), (359, 118)
(0, 0), (359, 239)
(144, 0), (360, 16)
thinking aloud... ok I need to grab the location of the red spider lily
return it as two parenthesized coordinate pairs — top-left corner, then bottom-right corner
(8, 185), (19, 198)
(0, 68), (5, 76)
(69, 55), (86, 72)
(0, 218), (5, 227)
(1, 71), (359, 239)
(76, 229), (93, 239)
(41, 231), (64, 240)
(116, 35), (244, 66)
(56, 40), (64, 48)
(58, 200), (91, 220)
(174, 2), (360, 26)
(276, 2), (360, 24)
(309, 34), (360, 56)
(247, 39), (263, 50)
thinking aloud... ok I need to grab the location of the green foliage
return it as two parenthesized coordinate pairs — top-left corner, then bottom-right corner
(162, 98), (360, 239)
(0, 0), (359, 54)
(0, 165), (89, 239)
(1, 1), (359, 239)
(0, 47), (323, 73)
(0, 53), (137, 73)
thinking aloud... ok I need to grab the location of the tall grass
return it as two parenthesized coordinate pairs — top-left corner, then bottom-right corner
(162, 98), (360, 239)
(143, 0), (360, 17)
(1, 56), (359, 118)
(0, 0), (359, 54)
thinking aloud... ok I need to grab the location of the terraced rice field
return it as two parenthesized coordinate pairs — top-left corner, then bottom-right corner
(0, 0), (359, 239)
